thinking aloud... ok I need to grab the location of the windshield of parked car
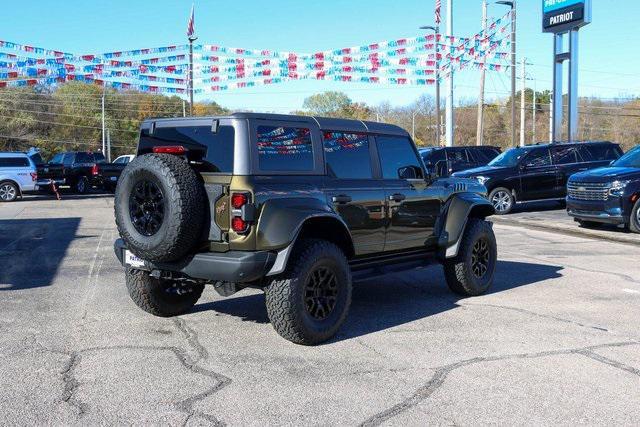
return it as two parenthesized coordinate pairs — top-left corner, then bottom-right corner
(612, 147), (640, 168)
(488, 147), (529, 167)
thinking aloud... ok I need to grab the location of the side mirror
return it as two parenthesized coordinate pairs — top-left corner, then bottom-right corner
(398, 165), (423, 180)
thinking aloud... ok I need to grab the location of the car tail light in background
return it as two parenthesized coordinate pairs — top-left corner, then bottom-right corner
(230, 192), (253, 234)
(91, 164), (100, 175)
(152, 145), (186, 155)
(30, 172), (37, 182)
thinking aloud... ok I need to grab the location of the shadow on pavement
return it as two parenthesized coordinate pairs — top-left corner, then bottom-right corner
(0, 218), (82, 291)
(192, 260), (564, 342)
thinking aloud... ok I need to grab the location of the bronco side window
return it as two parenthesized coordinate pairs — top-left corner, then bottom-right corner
(322, 131), (372, 179)
(257, 125), (314, 172)
(376, 135), (424, 180)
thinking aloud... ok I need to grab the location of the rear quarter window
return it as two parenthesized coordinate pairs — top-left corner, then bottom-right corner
(0, 157), (29, 167)
(583, 144), (621, 161)
(257, 125), (313, 172)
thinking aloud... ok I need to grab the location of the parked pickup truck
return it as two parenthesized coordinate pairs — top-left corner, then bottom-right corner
(37, 151), (107, 193)
(100, 155), (135, 191)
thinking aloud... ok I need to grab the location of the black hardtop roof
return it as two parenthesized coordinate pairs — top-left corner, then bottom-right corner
(142, 112), (409, 137)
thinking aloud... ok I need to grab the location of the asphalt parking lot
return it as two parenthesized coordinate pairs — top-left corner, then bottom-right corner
(1, 195), (639, 425)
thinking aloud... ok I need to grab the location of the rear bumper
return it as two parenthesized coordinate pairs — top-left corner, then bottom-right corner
(114, 239), (276, 283)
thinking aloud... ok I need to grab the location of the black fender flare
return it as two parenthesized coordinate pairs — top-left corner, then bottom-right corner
(256, 197), (352, 251)
(437, 192), (495, 259)
(256, 197), (353, 276)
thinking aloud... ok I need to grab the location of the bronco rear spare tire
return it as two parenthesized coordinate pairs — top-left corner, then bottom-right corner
(115, 153), (206, 262)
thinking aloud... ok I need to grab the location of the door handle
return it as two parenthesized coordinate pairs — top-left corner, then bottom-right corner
(332, 195), (352, 204)
(389, 193), (406, 202)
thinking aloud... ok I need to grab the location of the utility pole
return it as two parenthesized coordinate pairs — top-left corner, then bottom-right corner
(549, 93), (554, 143)
(187, 4), (197, 116)
(107, 129), (111, 162)
(412, 110), (417, 140)
(419, 25), (440, 145)
(497, 1), (516, 146)
(101, 86), (106, 155)
(182, 100), (186, 117)
(532, 80), (537, 144)
(445, 0), (454, 147)
(476, 0), (488, 146)
(520, 57), (526, 147)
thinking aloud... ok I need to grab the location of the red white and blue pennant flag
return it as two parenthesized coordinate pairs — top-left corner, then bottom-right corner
(0, 11), (512, 93)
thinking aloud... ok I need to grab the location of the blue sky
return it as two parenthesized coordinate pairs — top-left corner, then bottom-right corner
(2, 0), (639, 112)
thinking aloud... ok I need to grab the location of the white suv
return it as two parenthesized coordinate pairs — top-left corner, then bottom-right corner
(0, 152), (38, 202)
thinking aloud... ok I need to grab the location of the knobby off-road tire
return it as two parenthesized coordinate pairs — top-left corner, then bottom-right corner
(265, 239), (352, 345)
(444, 218), (497, 297)
(630, 199), (640, 234)
(488, 187), (514, 215)
(115, 153), (206, 263)
(125, 269), (204, 317)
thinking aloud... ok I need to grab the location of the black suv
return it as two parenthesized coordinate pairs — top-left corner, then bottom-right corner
(567, 145), (640, 233)
(420, 146), (501, 178)
(453, 141), (622, 214)
(113, 113), (497, 345)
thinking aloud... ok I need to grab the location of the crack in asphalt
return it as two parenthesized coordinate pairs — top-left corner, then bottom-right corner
(32, 317), (231, 425)
(461, 302), (611, 334)
(60, 352), (87, 416)
(172, 317), (232, 426)
(359, 341), (640, 427)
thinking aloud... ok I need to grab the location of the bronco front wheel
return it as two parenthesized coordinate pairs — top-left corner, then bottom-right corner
(265, 239), (352, 345)
(443, 218), (497, 296)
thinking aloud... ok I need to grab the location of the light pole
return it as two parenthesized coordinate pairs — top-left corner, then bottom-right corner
(476, 0), (487, 146)
(496, 0), (516, 147)
(445, 0), (453, 147)
(188, 35), (197, 116)
(420, 25), (440, 146)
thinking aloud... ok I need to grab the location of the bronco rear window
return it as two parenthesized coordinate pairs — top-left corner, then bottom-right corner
(139, 125), (235, 173)
(257, 126), (313, 172)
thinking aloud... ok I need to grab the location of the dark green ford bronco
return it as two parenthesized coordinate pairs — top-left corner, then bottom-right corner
(114, 113), (496, 345)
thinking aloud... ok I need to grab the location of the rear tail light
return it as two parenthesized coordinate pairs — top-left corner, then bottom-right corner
(230, 192), (252, 234)
(231, 216), (248, 233)
(153, 145), (186, 155)
(231, 193), (248, 209)
(91, 164), (100, 175)
(30, 172), (37, 182)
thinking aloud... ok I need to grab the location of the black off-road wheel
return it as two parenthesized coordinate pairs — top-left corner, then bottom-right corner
(444, 218), (497, 297)
(115, 153), (206, 263)
(630, 199), (640, 234)
(488, 187), (514, 215)
(125, 269), (204, 317)
(265, 239), (352, 345)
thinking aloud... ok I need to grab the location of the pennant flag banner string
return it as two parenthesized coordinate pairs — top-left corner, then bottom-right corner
(0, 11), (512, 94)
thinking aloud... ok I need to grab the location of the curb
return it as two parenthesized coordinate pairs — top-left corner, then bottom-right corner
(492, 216), (640, 247)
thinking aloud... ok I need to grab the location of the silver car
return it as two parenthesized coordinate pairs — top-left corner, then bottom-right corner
(0, 152), (38, 202)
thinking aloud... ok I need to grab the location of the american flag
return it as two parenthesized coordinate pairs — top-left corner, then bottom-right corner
(187, 4), (195, 38)
(434, 0), (441, 25)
